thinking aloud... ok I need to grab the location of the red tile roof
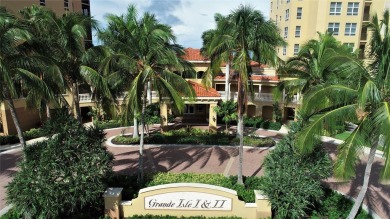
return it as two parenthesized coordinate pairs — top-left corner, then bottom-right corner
(214, 75), (279, 81)
(188, 81), (221, 97)
(183, 48), (208, 61)
(182, 48), (267, 67)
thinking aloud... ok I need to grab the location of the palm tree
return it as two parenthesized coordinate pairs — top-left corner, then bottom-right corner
(0, 8), (51, 146)
(19, 5), (64, 119)
(276, 31), (358, 101)
(47, 12), (96, 122)
(99, 5), (195, 184)
(295, 11), (390, 219)
(201, 4), (285, 184)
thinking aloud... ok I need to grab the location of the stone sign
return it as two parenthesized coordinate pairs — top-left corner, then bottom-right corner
(145, 192), (232, 210)
(103, 183), (271, 219)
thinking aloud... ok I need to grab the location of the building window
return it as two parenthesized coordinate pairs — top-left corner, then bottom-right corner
(294, 44), (300, 55)
(328, 23), (340, 35)
(295, 26), (301, 37)
(280, 16), (282, 21)
(40, 0), (45, 6)
(330, 2), (342, 15)
(345, 23), (357, 36)
(297, 7), (302, 19)
(283, 46), (287, 55)
(287, 0), (290, 3)
(64, 0), (69, 9)
(347, 2), (359, 15)
(343, 43), (355, 52)
(284, 27), (288, 39)
(285, 9), (289, 21)
(184, 105), (195, 114)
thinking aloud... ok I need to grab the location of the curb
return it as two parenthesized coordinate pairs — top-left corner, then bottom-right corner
(0, 205), (12, 217)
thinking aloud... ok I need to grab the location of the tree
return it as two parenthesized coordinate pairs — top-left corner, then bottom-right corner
(276, 31), (358, 102)
(214, 100), (237, 133)
(0, 8), (51, 146)
(99, 5), (195, 184)
(260, 121), (331, 218)
(6, 112), (113, 218)
(201, 4), (285, 184)
(295, 10), (390, 219)
(19, 5), (65, 119)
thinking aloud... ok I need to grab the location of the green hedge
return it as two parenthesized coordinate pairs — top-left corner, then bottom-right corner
(112, 128), (275, 147)
(0, 128), (45, 145)
(94, 120), (124, 129)
(126, 215), (242, 219)
(243, 117), (281, 130)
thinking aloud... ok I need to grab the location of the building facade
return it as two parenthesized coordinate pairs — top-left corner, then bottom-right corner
(0, 0), (92, 135)
(270, 0), (390, 60)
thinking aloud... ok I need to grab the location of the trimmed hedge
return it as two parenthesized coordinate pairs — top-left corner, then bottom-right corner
(94, 120), (123, 129)
(112, 128), (275, 147)
(126, 215), (242, 219)
(243, 117), (281, 131)
(0, 128), (45, 145)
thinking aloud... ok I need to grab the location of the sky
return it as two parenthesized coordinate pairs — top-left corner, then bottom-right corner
(90, 0), (271, 48)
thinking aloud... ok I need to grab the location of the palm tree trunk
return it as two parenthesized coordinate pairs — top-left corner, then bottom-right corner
(133, 111), (139, 138)
(236, 76), (244, 185)
(347, 142), (377, 219)
(72, 82), (81, 122)
(138, 83), (148, 185)
(225, 61), (230, 101)
(5, 99), (26, 147)
(46, 103), (51, 119)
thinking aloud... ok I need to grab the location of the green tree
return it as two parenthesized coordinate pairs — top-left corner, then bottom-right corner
(260, 121), (331, 218)
(0, 8), (51, 146)
(276, 32), (357, 102)
(19, 5), (65, 119)
(295, 11), (390, 219)
(99, 5), (195, 184)
(201, 4), (285, 184)
(214, 100), (237, 133)
(6, 112), (113, 218)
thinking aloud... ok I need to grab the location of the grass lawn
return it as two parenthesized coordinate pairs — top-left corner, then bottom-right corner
(334, 131), (351, 141)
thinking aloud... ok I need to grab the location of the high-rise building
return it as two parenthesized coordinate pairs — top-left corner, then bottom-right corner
(0, 0), (90, 16)
(0, 0), (92, 46)
(270, 0), (390, 60)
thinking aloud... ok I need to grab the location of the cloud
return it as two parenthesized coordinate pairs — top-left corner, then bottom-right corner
(140, 0), (184, 25)
(90, 0), (270, 48)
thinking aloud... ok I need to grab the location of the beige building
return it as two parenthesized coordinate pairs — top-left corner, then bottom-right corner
(270, 0), (390, 60)
(0, 0), (92, 135)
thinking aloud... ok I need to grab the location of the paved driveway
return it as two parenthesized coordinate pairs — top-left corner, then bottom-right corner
(0, 126), (389, 219)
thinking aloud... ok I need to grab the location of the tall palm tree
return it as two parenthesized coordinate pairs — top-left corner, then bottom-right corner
(19, 5), (64, 119)
(99, 5), (195, 184)
(295, 10), (390, 219)
(0, 8), (51, 146)
(48, 12), (96, 122)
(201, 4), (285, 184)
(277, 31), (358, 101)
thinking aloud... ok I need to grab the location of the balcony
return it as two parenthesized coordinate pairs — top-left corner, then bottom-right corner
(218, 92), (299, 103)
(79, 93), (92, 103)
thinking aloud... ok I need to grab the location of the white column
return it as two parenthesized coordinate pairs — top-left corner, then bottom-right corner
(225, 61), (230, 101)
(147, 81), (152, 104)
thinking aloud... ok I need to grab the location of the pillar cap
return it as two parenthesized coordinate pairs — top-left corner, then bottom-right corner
(103, 187), (123, 197)
(254, 190), (268, 200)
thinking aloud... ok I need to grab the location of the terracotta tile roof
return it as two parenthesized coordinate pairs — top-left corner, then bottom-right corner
(188, 81), (221, 97)
(182, 48), (267, 68)
(214, 74), (279, 81)
(182, 48), (208, 61)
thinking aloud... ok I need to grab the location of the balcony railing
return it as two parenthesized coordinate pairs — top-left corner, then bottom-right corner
(217, 91), (299, 103)
(79, 93), (92, 103)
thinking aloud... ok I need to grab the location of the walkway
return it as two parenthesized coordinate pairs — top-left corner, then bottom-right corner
(0, 125), (389, 218)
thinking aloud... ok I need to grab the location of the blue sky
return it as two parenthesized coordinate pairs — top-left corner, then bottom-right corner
(90, 0), (271, 48)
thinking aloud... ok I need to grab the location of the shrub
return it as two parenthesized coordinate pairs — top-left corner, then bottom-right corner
(259, 121), (332, 219)
(94, 120), (123, 130)
(6, 115), (114, 219)
(0, 135), (19, 145)
(112, 136), (140, 144)
(126, 215), (242, 219)
(24, 128), (44, 140)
